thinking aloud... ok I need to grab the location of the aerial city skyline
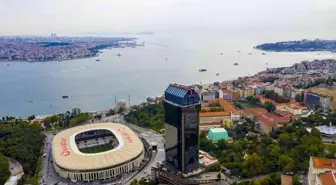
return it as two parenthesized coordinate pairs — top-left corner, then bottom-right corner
(1, 0), (336, 185)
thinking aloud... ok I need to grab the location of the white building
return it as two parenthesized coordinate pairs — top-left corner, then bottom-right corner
(274, 86), (284, 96)
(201, 91), (217, 101)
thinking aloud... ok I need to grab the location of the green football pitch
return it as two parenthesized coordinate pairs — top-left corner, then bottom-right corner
(79, 144), (113, 154)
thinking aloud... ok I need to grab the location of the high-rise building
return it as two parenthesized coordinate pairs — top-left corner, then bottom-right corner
(163, 84), (201, 174)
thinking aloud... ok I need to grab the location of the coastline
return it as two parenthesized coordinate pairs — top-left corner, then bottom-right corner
(0, 54), (100, 63)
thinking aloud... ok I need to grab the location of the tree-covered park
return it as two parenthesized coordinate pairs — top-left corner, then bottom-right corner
(0, 119), (44, 184)
(124, 103), (164, 132)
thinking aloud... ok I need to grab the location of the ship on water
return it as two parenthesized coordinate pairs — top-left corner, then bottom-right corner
(233, 63), (239, 66)
(199, 69), (207, 72)
(117, 52), (122, 57)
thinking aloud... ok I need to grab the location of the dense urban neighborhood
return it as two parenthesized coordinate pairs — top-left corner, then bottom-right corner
(255, 39), (336, 52)
(1, 58), (336, 185)
(0, 35), (138, 62)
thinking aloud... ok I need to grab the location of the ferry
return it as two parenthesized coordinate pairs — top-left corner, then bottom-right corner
(62, 95), (69, 99)
(199, 69), (207, 72)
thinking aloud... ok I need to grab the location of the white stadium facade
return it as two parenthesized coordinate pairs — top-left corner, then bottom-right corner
(51, 123), (144, 182)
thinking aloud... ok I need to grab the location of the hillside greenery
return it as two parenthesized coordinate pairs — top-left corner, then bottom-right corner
(42, 108), (92, 130)
(0, 154), (10, 185)
(0, 119), (44, 183)
(200, 125), (336, 178)
(124, 103), (164, 132)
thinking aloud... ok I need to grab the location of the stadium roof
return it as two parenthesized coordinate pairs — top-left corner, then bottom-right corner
(52, 123), (143, 171)
(316, 125), (336, 135)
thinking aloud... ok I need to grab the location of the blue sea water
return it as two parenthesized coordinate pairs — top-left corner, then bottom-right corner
(0, 31), (335, 117)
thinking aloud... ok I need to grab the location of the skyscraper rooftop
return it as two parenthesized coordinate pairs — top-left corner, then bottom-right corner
(164, 84), (199, 106)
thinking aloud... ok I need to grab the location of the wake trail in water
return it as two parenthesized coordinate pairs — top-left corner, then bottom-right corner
(146, 41), (169, 47)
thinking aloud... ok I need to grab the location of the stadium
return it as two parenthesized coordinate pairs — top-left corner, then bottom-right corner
(51, 122), (144, 182)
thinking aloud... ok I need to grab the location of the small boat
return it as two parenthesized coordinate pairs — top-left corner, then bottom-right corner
(27, 100), (33, 103)
(86, 66), (89, 69)
(216, 73), (219, 76)
(165, 58), (168, 61)
(199, 69), (207, 72)
(233, 63), (239, 66)
(62, 95), (69, 99)
(117, 53), (122, 57)
(262, 53), (266, 55)
(248, 53), (252, 55)
(6, 64), (10, 66)
(220, 53), (223, 55)
(238, 51), (241, 52)
(96, 59), (100, 62)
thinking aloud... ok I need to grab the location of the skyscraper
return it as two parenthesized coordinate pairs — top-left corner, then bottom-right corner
(163, 84), (201, 174)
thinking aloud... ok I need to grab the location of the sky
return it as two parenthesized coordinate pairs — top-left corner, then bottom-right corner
(0, 0), (336, 36)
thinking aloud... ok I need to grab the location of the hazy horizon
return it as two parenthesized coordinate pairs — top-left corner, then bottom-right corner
(1, 0), (336, 37)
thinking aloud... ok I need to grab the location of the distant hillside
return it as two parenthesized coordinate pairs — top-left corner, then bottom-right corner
(255, 39), (336, 52)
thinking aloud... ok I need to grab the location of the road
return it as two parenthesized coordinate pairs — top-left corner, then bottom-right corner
(8, 158), (24, 176)
(101, 114), (165, 184)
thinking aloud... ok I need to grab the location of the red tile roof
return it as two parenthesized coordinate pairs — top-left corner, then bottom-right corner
(319, 171), (336, 185)
(264, 112), (291, 123)
(221, 89), (232, 94)
(207, 98), (237, 113)
(200, 112), (230, 117)
(312, 157), (336, 170)
(242, 108), (268, 116)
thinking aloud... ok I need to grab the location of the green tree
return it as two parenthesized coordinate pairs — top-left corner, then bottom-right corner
(242, 153), (265, 177)
(263, 102), (276, 112)
(106, 109), (116, 116)
(130, 178), (138, 185)
(117, 106), (125, 114)
(278, 154), (294, 171)
(310, 127), (321, 139)
(293, 174), (301, 185)
(0, 154), (10, 185)
(71, 108), (81, 117)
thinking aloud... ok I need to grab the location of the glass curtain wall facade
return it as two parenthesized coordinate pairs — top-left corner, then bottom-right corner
(163, 84), (201, 174)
